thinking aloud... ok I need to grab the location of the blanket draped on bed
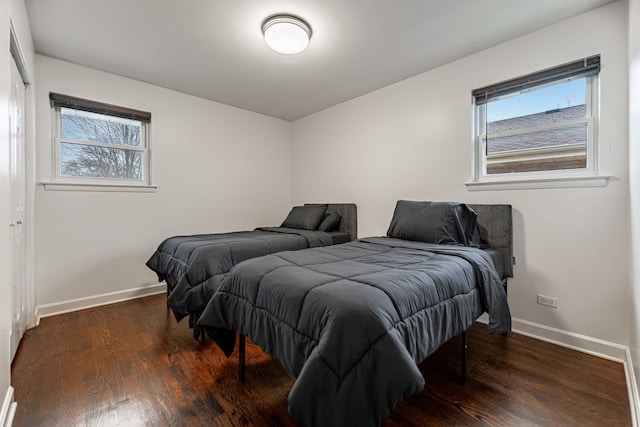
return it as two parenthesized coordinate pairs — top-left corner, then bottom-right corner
(198, 237), (511, 427)
(146, 227), (334, 321)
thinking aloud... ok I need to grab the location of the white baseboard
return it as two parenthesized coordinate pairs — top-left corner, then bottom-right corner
(510, 317), (628, 362)
(37, 282), (167, 320)
(1, 386), (15, 427)
(477, 314), (637, 426)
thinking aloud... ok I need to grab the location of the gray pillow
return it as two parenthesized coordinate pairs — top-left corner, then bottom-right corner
(386, 200), (478, 246)
(470, 223), (490, 248)
(318, 212), (341, 232)
(281, 204), (328, 230)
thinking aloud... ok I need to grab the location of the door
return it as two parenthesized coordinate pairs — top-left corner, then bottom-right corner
(9, 55), (27, 361)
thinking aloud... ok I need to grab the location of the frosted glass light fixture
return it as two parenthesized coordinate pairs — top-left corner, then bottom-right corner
(262, 14), (312, 54)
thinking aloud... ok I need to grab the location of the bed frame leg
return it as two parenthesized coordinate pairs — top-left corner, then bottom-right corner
(197, 326), (206, 342)
(189, 314), (206, 342)
(460, 330), (468, 385)
(239, 334), (246, 384)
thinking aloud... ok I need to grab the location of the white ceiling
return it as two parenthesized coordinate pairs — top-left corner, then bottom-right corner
(25, 0), (616, 121)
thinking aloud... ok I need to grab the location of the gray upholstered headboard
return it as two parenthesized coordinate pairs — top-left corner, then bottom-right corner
(325, 204), (358, 241)
(468, 204), (513, 278)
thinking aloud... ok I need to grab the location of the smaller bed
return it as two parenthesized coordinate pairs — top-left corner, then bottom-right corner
(146, 203), (357, 333)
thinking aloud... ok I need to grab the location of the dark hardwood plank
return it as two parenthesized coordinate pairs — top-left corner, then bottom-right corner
(11, 294), (631, 426)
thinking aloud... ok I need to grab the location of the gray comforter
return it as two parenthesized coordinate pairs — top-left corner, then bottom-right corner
(146, 227), (334, 322)
(198, 237), (511, 427)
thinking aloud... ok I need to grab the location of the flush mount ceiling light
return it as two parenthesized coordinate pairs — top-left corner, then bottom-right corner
(262, 14), (312, 55)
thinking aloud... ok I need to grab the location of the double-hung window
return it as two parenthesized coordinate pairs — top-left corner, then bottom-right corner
(471, 55), (600, 185)
(50, 93), (152, 188)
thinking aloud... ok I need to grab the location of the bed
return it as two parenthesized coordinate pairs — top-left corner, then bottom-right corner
(197, 201), (512, 426)
(145, 203), (357, 333)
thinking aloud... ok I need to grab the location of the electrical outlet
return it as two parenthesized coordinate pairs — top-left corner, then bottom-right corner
(537, 294), (558, 308)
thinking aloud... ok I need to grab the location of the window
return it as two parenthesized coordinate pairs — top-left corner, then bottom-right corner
(471, 56), (600, 183)
(50, 93), (152, 187)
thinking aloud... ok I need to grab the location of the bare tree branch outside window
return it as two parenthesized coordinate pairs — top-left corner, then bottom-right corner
(60, 108), (144, 180)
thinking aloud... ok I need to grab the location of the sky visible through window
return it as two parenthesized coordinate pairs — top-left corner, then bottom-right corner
(487, 78), (586, 122)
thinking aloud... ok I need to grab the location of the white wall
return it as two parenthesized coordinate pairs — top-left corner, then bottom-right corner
(292, 3), (630, 348)
(34, 56), (293, 307)
(628, 0), (640, 416)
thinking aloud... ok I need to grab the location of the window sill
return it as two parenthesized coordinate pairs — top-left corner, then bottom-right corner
(40, 181), (157, 193)
(465, 174), (611, 191)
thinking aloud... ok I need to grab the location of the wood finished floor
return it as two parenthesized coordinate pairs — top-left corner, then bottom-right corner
(11, 294), (631, 426)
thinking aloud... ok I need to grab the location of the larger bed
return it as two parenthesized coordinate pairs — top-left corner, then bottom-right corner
(198, 201), (512, 426)
(146, 203), (357, 332)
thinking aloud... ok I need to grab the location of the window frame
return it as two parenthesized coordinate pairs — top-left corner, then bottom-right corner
(48, 93), (154, 191)
(469, 56), (607, 189)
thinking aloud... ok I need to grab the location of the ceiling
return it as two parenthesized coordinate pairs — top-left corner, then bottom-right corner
(25, 0), (616, 121)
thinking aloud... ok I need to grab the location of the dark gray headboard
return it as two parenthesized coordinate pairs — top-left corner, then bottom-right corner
(468, 204), (513, 278)
(325, 204), (358, 241)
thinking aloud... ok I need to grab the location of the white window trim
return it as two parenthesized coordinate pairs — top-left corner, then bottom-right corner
(469, 59), (609, 191)
(465, 174), (611, 191)
(44, 95), (155, 192)
(40, 181), (157, 193)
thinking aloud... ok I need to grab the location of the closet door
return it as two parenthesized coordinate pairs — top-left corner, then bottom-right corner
(9, 55), (27, 361)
